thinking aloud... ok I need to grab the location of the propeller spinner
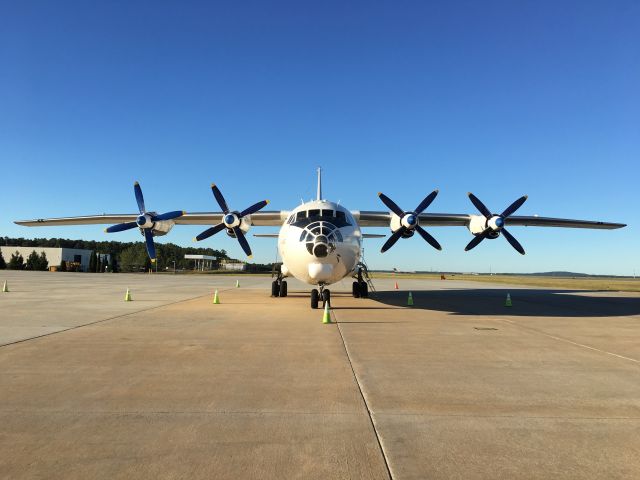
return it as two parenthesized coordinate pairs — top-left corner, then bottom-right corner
(465, 192), (528, 255)
(105, 182), (185, 261)
(194, 184), (269, 257)
(378, 190), (442, 253)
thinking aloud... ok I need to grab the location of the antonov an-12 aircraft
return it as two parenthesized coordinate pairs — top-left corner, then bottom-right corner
(15, 169), (626, 308)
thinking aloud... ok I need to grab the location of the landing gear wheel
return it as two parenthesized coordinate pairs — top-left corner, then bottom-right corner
(311, 289), (319, 309)
(359, 281), (368, 298)
(279, 280), (288, 297)
(322, 289), (331, 307)
(352, 281), (361, 298)
(272, 280), (280, 297)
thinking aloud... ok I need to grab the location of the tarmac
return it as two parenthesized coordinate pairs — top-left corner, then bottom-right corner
(1, 271), (640, 479)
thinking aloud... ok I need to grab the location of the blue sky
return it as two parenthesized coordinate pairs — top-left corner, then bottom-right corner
(1, 1), (638, 275)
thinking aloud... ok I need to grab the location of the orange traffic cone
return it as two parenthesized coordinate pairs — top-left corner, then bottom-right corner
(394, 281), (399, 290)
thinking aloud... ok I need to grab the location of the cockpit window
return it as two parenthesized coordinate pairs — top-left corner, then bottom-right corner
(296, 211), (306, 221)
(321, 209), (334, 217)
(308, 209), (320, 218)
(336, 211), (346, 221)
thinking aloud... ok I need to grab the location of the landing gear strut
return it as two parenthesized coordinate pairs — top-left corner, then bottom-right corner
(311, 285), (330, 309)
(271, 265), (287, 298)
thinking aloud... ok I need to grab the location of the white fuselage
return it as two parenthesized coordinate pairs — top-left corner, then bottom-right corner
(278, 200), (362, 286)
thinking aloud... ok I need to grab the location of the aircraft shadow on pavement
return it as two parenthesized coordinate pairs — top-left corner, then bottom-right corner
(357, 289), (640, 318)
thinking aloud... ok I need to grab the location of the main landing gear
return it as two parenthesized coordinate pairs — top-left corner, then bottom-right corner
(311, 285), (330, 309)
(271, 265), (287, 298)
(352, 266), (369, 298)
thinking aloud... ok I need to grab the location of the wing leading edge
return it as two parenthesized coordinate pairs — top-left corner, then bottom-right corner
(353, 211), (625, 229)
(15, 211), (625, 230)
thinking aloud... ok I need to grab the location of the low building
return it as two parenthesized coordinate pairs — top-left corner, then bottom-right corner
(184, 254), (218, 271)
(0, 246), (93, 272)
(220, 259), (247, 271)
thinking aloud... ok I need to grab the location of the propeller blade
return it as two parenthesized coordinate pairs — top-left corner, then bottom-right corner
(105, 222), (138, 233)
(194, 223), (226, 242)
(152, 210), (185, 221)
(414, 190), (439, 215)
(464, 233), (487, 251)
(134, 182), (146, 214)
(381, 227), (406, 253)
(143, 228), (156, 261)
(233, 227), (252, 257)
(211, 184), (230, 213)
(415, 225), (442, 250)
(501, 195), (528, 218)
(468, 193), (492, 218)
(502, 228), (525, 255)
(239, 200), (269, 218)
(378, 193), (405, 217)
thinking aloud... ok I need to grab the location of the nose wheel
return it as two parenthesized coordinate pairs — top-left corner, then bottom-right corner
(311, 286), (330, 309)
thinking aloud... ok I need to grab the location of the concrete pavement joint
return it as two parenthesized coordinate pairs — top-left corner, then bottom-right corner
(335, 315), (393, 480)
(499, 318), (640, 364)
(0, 291), (224, 349)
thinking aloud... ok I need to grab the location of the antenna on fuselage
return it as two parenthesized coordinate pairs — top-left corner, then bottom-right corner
(316, 167), (322, 201)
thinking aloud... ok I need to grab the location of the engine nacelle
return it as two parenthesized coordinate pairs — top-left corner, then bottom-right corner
(389, 213), (415, 238)
(139, 220), (174, 237)
(468, 214), (502, 238)
(225, 215), (251, 238)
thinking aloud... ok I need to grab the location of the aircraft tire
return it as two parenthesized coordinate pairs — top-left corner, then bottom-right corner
(279, 280), (288, 297)
(271, 281), (280, 297)
(360, 282), (368, 298)
(311, 289), (319, 308)
(352, 281), (361, 298)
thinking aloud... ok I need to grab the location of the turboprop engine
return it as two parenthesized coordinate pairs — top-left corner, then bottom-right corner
(193, 183), (269, 257)
(377, 190), (442, 253)
(465, 192), (528, 254)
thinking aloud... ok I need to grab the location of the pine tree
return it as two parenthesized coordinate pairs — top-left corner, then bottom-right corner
(89, 251), (97, 272)
(26, 250), (40, 270)
(0, 250), (6, 269)
(59, 260), (67, 272)
(9, 251), (24, 270)
(38, 252), (49, 271)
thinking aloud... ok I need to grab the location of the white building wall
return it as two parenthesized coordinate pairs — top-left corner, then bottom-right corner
(0, 246), (93, 271)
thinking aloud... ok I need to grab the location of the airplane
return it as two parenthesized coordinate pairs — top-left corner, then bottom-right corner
(15, 169), (626, 309)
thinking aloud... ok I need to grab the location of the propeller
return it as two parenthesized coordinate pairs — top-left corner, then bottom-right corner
(194, 184), (269, 257)
(465, 193), (528, 255)
(378, 190), (442, 253)
(105, 182), (185, 261)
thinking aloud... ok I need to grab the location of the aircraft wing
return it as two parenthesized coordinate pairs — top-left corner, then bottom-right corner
(14, 211), (289, 228)
(354, 211), (626, 229)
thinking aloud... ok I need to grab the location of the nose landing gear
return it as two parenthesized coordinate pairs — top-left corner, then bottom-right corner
(311, 285), (330, 309)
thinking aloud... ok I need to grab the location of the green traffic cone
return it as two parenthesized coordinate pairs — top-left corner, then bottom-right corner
(322, 301), (332, 324)
(2, 281), (8, 293)
(213, 290), (220, 304)
(235, 279), (240, 288)
(124, 288), (132, 301)
(505, 293), (512, 307)
(407, 292), (414, 306)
